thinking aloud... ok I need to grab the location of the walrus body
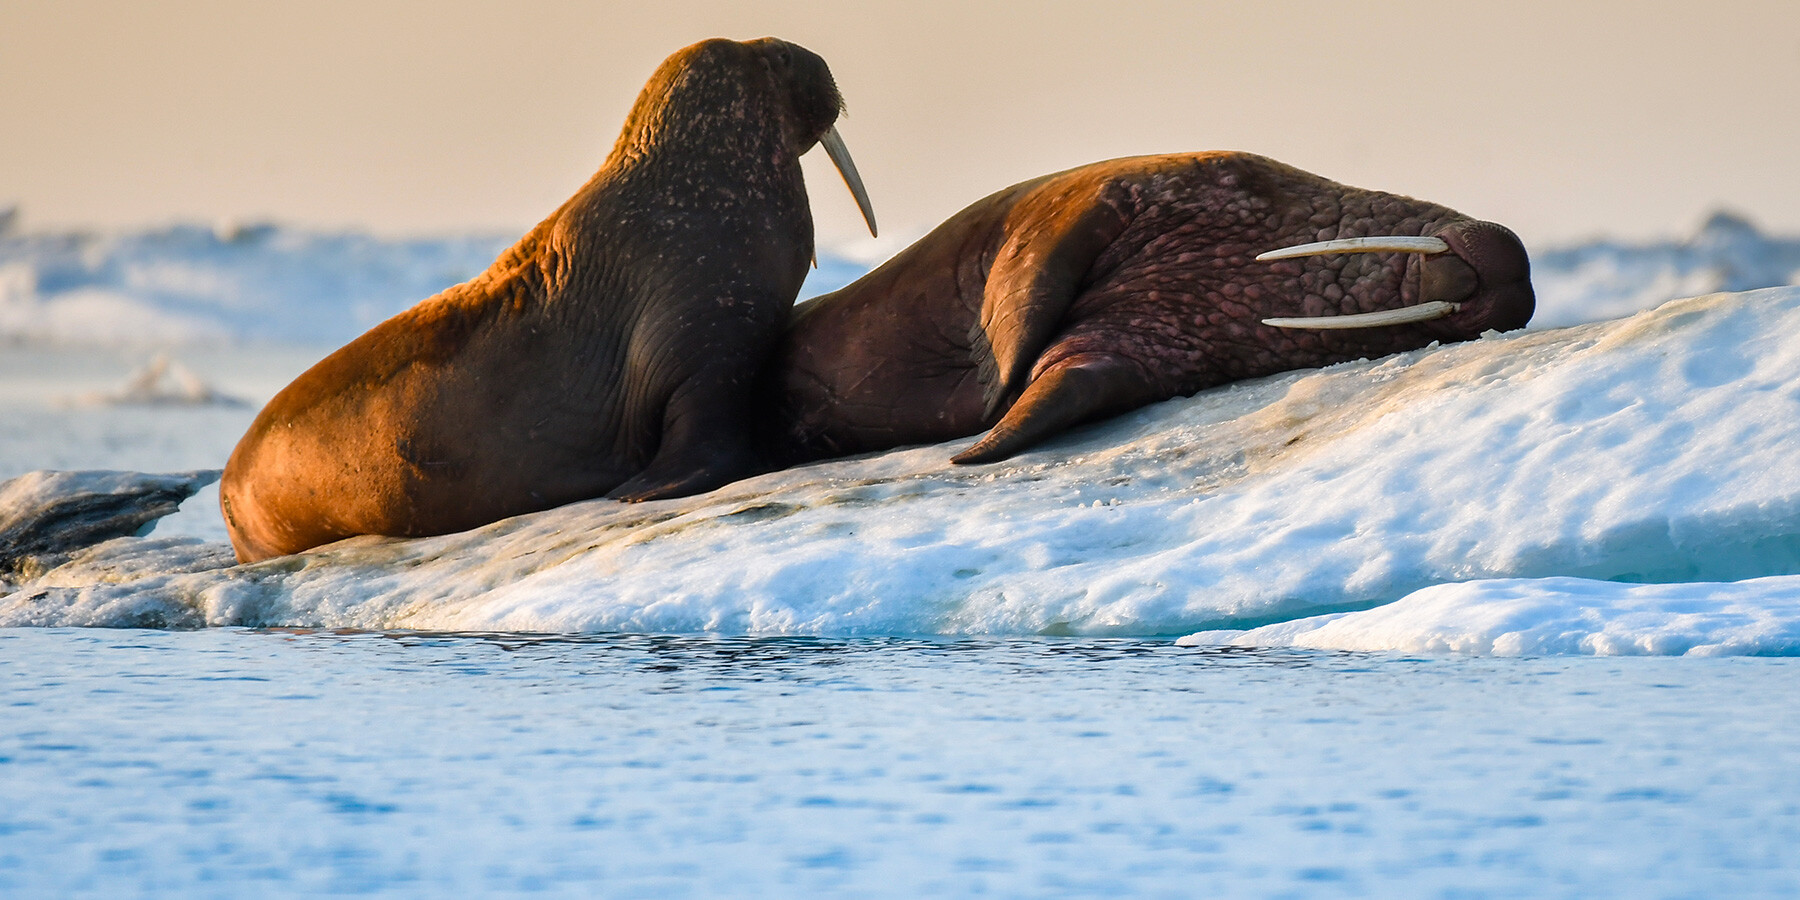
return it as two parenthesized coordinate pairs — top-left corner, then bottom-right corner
(762, 152), (1534, 466)
(222, 38), (854, 562)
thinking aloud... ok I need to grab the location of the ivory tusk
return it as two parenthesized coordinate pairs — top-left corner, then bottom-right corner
(1256, 235), (1449, 262)
(819, 126), (878, 238)
(1262, 301), (1460, 330)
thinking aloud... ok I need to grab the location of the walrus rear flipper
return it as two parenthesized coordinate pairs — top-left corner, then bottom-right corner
(951, 353), (1155, 465)
(976, 184), (1133, 419)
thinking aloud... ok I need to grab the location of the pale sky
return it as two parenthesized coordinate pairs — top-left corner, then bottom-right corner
(4, 1), (1799, 253)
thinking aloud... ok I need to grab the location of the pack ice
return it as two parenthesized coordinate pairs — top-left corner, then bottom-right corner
(3, 286), (1799, 655)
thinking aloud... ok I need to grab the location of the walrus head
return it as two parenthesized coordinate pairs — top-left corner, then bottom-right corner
(611, 37), (877, 237)
(1257, 219), (1534, 334)
(743, 37), (879, 238)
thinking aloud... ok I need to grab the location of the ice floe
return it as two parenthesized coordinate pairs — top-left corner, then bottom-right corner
(3, 287), (1799, 652)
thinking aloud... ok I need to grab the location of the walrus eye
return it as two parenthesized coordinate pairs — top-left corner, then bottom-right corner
(773, 47), (792, 68)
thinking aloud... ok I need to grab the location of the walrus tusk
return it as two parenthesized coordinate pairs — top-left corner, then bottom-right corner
(1263, 300), (1460, 329)
(820, 126), (878, 238)
(1255, 235), (1449, 262)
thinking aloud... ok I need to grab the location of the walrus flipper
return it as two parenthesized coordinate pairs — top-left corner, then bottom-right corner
(951, 353), (1156, 465)
(606, 365), (768, 503)
(607, 445), (759, 503)
(976, 184), (1133, 419)
(607, 407), (763, 500)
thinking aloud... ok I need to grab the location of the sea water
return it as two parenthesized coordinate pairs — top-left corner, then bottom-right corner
(4, 628), (1796, 898)
(5, 318), (1800, 896)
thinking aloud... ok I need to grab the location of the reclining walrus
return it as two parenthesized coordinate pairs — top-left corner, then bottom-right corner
(220, 37), (876, 563)
(761, 152), (1532, 466)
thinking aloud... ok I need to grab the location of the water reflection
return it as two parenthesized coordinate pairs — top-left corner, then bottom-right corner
(255, 628), (1334, 683)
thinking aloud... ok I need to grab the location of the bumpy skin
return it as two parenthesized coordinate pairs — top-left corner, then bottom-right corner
(221, 38), (845, 562)
(762, 152), (1533, 466)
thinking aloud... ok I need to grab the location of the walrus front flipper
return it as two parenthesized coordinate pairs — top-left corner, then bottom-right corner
(607, 366), (769, 503)
(976, 184), (1133, 419)
(952, 354), (1155, 465)
(607, 407), (765, 502)
(608, 448), (757, 503)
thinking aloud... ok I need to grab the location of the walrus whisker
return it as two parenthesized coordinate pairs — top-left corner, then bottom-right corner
(1255, 235), (1450, 262)
(820, 125), (878, 237)
(1262, 300), (1461, 330)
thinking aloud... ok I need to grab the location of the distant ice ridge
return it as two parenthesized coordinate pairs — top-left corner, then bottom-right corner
(1529, 211), (1800, 328)
(5, 286), (1800, 653)
(0, 217), (870, 346)
(2, 210), (1798, 345)
(0, 221), (510, 345)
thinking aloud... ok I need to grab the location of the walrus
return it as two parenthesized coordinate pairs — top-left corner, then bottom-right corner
(761, 152), (1532, 466)
(220, 37), (877, 563)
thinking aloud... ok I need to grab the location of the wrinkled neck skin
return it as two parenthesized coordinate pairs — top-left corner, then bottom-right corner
(463, 48), (816, 379)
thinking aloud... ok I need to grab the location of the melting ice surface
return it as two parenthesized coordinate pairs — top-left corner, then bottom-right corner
(6, 286), (1800, 654)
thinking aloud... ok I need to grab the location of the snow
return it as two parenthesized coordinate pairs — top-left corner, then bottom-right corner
(1179, 576), (1800, 656)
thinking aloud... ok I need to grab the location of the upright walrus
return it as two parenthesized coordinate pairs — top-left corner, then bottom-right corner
(221, 37), (877, 563)
(762, 152), (1532, 466)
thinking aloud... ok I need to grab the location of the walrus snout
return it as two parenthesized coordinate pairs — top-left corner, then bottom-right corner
(1258, 220), (1533, 333)
(1426, 220), (1534, 332)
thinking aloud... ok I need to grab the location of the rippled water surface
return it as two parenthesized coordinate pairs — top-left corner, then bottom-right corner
(3, 629), (1797, 898)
